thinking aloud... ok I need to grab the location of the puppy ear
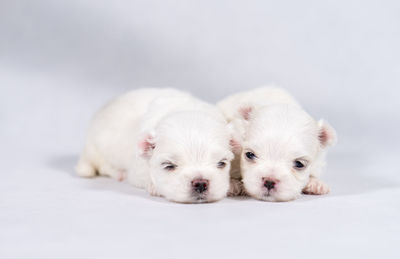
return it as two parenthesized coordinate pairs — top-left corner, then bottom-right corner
(230, 138), (242, 154)
(317, 120), (337, 148)
(138, 131), (156, 158)
(238, 106), (253, 121)
(227, 122), (242, 154)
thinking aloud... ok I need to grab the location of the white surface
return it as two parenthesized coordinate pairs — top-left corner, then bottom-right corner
(1, 1), (400, 258)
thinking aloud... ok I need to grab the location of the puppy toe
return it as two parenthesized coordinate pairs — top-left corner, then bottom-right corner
(228, 179), (247, 196)
(146, 182), (161, 197)
(117, 170), (127, 182)
(303, 177), (330, 195)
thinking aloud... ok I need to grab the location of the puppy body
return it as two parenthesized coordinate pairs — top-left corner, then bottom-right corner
(77, 88), (233, 203)
(218, 87), (337, 201)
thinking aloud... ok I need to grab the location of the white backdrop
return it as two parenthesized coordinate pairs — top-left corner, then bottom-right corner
(1, 1), (399, 258)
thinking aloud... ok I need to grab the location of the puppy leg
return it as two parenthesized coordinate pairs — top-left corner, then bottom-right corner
(76, 156), (96, 178)
(113, 169), (127, 182)
(228, 178), (247, 196)
(302, 176), (330, 195)
(146, 181), (161, 197)
(98, 163), (127, 182)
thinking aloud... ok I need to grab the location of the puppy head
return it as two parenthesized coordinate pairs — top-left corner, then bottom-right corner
(238, 105), (336, 202)
(139, 111), (234, 203)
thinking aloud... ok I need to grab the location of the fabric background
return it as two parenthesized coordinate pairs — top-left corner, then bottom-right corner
(1, 1), (399, 258)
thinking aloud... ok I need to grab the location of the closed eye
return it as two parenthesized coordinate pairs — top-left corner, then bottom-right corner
(161, 161), (177, 171)
(217, 159), (228, 169)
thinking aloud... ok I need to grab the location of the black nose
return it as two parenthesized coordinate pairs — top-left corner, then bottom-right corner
(264, 180), (275, 190)
(192, 179), (209, 193)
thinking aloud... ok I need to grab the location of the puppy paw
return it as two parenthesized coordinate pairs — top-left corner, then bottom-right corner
(117, 169), (127, 182)
(146, 182), (161, 197)
(76, 161), (96, 178)
(302, 177), (330, 195)
(228, 179), (247, 196)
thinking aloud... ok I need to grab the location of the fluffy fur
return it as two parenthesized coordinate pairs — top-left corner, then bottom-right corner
(76, 88), (234, 203)
(218, 87), (337, 202)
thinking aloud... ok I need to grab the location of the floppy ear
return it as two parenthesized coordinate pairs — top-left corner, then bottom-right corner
(229, 138), (242, 154)
(138, 131), (156, 158)
(227, 122), (242, 154)
(238, 106), (253, 121)
(317, 120), (337, 148)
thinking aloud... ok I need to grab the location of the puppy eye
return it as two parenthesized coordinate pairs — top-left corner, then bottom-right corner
(217, 161), (227, 169)
(245, 152), (257, 160)
(293, 160), (307, 170)
(162, 162), (177, 171)
(164, 165), (176, 171)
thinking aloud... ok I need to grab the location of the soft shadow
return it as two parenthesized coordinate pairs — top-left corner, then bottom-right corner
(84, 177), (167, 203)
(227, 196), (252, 201)
(321, 150), (400, 197)
(47, 154), (167, 203)
(48, 154), (79, 177)
(47, 149), (400, 205)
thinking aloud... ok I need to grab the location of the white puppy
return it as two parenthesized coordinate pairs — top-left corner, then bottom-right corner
(218, 87), (337, 202)
(76, 88), (234, 203)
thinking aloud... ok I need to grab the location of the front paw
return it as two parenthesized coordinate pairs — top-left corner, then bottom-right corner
(228, 179), (247, 197)
(303, 177), (330, 195)
(117, 169), (127, 182)
(146, 182), (162, 197)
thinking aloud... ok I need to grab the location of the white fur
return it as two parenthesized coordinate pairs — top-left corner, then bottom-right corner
(218, 87), (337, 202)
(77, 88), (234, 203)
